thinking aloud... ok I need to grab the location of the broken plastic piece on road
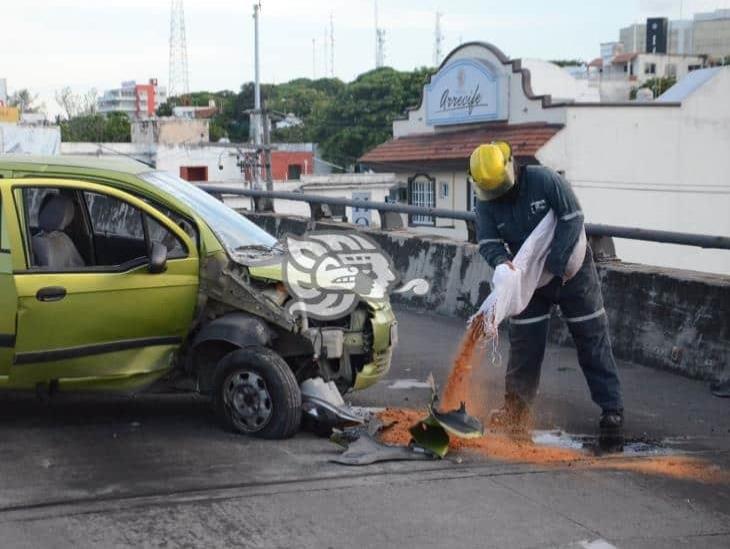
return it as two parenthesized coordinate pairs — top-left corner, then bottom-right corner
(431, 402), (484, 439)
(406, 400), (484, 458)
(409, 416), (450, 458)
(300, 377), (364, 437)
(330, 432), (432, 466)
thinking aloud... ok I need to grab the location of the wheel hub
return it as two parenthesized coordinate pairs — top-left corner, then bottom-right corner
(224, 370), (273, 433)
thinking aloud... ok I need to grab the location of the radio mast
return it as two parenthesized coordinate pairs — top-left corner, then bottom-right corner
(168, 0), (190, 101)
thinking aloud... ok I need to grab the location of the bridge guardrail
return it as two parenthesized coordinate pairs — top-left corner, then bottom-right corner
(197, 184), (730, 252)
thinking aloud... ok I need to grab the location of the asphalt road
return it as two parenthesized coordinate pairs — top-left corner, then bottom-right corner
(0, 306), (728, 548)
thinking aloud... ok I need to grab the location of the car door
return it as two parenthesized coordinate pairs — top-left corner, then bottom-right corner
(8, 178), (200, 390)
(0, 184), (18, 383)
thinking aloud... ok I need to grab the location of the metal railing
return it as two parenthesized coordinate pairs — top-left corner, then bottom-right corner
(197, 184), (730, 251)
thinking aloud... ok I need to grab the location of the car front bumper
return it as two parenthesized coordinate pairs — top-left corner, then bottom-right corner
(353, 303), (397, 391)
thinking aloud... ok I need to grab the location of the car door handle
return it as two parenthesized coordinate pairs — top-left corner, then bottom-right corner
(36, 286), (67, 302)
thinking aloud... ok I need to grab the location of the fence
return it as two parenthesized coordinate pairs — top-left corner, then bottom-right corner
(197, 184), (730, 252)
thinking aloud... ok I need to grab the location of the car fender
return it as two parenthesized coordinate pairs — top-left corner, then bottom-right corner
(192, 313), (274, 350)
(191, 313), (275, 393)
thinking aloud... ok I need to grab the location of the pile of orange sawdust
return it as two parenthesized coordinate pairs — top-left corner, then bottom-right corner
(377, 408), (583, 465)
(600, 455), (730, 484)
(378, 408), (424, 446)
(440, 319), (487, 412)
(376, 316), (729, 484)
(375, 408), (728, 484)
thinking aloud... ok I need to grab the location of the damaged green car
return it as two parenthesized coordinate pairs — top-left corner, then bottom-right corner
(0, 156), (396, 438)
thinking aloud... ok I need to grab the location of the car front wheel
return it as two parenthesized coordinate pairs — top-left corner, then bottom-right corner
(213, 347), (301, 439)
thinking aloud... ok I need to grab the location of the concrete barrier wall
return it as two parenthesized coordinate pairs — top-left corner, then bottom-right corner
(245, 212), (730, 383)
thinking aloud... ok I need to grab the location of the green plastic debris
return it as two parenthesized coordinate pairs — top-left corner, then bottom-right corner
(431, 402), (485, 439)
(406, 374), (486, 457)
(409, 415), (450, 458)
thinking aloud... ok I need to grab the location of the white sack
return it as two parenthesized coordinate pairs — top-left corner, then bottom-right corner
(471, 210), (587, 337)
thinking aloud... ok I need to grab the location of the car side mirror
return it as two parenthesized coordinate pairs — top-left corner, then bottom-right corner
(148, 242), (168, 274)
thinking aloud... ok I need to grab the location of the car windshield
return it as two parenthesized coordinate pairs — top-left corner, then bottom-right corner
(140, 171), (277, 253)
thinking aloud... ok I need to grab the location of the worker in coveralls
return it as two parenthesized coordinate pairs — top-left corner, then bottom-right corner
(471, 141), (624, 449)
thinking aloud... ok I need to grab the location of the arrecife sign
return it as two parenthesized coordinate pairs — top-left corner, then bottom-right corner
(425, 59), (501, 126)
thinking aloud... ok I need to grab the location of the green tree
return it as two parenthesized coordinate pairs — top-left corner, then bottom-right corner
(142, 66), (432, 163)
(60, 113), (130, 142)
(101, 112), (131, 142)
(630, 76), (677, 100)
(549, 59), (585, 67)
(8, 88), (43, 113)
(309, 67), (430, 168)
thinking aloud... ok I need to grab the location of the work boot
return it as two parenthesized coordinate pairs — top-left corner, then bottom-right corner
(599, 410), (624, 453)
(488, 394), (531, 437)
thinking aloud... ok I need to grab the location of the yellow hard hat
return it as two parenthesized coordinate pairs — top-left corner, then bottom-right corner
(469, 142), (514, 199)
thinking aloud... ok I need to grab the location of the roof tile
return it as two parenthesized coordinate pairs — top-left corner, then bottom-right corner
(360, 122), (563, 164)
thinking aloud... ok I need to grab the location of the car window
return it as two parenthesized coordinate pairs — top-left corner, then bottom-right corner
(145, 215), (186, 259)
(17, 186), (188, 271)
(84, 191), (145, 240)
(24, 188), (60, 229)
(83, 191), (187, 265)
(139, 196), (199, 251)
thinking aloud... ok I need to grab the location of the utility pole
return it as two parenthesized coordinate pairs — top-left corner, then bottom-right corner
(250, 1), (272, 210)
(262, 97), (273, 194)
(251, 2), (263, 189)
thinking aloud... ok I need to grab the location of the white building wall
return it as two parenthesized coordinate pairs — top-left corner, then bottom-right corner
(393, 44), (564, 138)
(156, 144), (243, 182)
(537, 69), (730, 275)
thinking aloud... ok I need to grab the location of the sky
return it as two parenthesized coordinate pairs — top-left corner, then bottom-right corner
(3, 0), (729, 117)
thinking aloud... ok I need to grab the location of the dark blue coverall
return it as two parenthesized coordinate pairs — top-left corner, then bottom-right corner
(476, 165), (623, 413)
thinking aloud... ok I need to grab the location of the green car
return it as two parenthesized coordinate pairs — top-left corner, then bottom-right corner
(0, 156), (396, 438)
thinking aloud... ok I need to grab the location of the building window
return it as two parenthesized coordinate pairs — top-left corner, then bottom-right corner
(644, 62), (657, 75)
(439, 181), (449, 200)
(287, 164), (303, 180)
(179, 166), (208, 182)
(408, 174), (435, 226)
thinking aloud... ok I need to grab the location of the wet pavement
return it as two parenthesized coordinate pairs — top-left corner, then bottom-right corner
(0, 306), (727, 548)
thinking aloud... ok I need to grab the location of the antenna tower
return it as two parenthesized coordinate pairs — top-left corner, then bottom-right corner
(323, 26), (329, 77)
(433, 11), (444, 66)
(374, 0), (385, 68)
(168, 0), (190, 101)
(329, 12), (335, 77)
(312, 38), (317, 78)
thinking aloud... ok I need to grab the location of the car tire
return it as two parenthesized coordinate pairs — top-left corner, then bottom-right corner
(213, 347), (301, 439)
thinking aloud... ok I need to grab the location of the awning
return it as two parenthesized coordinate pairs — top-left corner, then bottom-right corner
(612, 52), (638, 64)
(359, 122), (563, 168)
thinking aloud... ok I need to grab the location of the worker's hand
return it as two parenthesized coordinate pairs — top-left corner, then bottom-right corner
(504, 260), (517, 271)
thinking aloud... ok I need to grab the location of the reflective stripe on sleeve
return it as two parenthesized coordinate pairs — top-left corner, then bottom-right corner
(479, 238), (504, 245)
(560, 210), (584, 221)
(564, 307), (605, 323)
(509, 313), (551, 325)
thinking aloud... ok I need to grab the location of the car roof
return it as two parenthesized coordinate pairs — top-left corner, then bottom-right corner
(0, 154), (154, 176)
